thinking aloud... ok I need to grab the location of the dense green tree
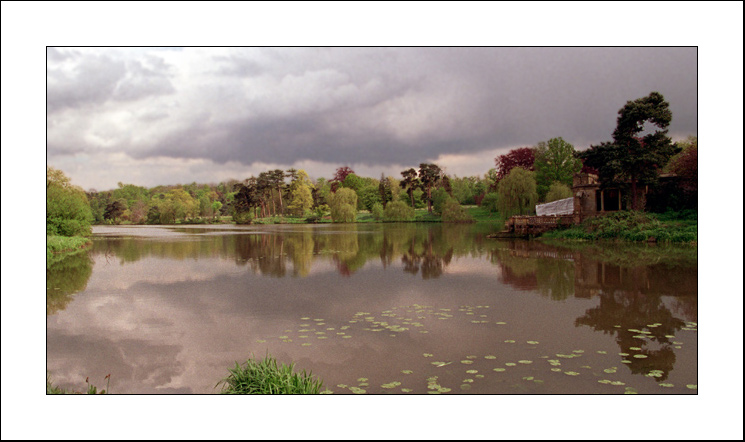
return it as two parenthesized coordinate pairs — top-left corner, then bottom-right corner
(371, 202), (385, 221)
(441, 199), (473, 223)
(378, 173), (393, 208)
(271, 169), (287, 215)
(387, 176), (404, 203)
(212, 201), (223, 219)
(545, 182), (573, 202)
(287, 170), (315, 216)
(534, 137), (582, 201)
(329, 188), (358, 223)
(357, 184), (382, 211)
(418, 163), (442, 213)
(578, 91), (678, 210)
(496, 167), (538, 216)
(340, 173), (364, 193)
(400, 168), (420, 209)
(159, 188), (198, 223)
(481, 192), (500, 213)
(47, 167), (93, 236)
(431, 188), (451, 215)
(103, 199), (127, 223)
(383, 200), (415, 221)
(112, 182), (150, 209)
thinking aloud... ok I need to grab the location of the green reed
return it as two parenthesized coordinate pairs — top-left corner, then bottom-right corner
(217, 354), (324, 394)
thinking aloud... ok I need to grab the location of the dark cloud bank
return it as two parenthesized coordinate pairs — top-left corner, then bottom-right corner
(48, 47), (697, 171)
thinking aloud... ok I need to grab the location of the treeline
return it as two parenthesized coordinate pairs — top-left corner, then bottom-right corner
(72, 92), (698, 226)
(84, 164), (495, 225)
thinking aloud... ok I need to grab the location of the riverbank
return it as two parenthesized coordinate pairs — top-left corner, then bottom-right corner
(46, 235), (92, 266)
(539, 210), (697, 244)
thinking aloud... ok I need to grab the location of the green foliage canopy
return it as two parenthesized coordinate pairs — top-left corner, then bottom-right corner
(47, 167), (93, 236)
(496, 167), (538, 216)
(534, 137), (582, 201)
(578, 91), (678, 210)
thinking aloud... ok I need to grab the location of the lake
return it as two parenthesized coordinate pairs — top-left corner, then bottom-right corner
(46, 223), (698, 394)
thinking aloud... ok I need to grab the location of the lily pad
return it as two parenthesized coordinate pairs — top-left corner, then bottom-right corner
(504, 340), (515, 344)
(493, 368), (506, 372)
(401, 388), (413, 393)
(460, 360), (474, 365)
(633, 354), (648, 359)
(401, 370), (413, 375)
(466, 370), (478, 374)
(527, 341), (539, 345)
(485, 355), (497, 360)
(686, 384), (697, 390)
(505, 362), (517, 367)
(659, 383), (674, 388)
(518, 360), (533, 364)
(564, 371), (580, 376)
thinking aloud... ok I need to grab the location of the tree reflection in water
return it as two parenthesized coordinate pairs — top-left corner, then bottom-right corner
(46, 251), (93, 315)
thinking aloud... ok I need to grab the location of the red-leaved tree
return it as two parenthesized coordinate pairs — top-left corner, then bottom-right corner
(494, 147), (535, 182)
(332, 166), (355, 183)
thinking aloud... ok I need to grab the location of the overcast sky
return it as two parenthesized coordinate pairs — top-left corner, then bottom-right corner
(47, 46), (698, 190)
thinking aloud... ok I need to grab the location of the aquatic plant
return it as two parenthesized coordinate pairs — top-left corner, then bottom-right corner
(217, 353), (324, 394)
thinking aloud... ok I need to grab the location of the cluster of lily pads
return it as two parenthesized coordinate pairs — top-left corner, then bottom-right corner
(250, 304), (697, 394)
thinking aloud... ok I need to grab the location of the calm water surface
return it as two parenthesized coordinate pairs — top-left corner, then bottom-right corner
(47, 224), (697, 394)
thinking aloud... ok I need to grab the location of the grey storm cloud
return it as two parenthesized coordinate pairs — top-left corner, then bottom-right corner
(47, 47), (697, 171)
(47, 48), (174, 113)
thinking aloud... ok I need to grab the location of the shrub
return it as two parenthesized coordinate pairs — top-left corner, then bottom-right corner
(217, 354), (324, 394)
(431, 188), (451, 215)
(332, 203), (357, 223)
(232, 211), (254, 224)
(480, 192), (500, 213)
(371, 202), (385, 221)
(441, 200), (474, 223)
(384, 200), (415, 221)
(47, 178), (93, 237)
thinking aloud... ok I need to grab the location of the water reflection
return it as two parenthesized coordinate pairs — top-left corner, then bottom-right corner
(46, 252), (93, 315)
(49, 225), (696, 393)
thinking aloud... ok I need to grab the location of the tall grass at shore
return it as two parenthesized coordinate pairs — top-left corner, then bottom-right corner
(46, 235), (92, 265)
(217, 354), (324, 394)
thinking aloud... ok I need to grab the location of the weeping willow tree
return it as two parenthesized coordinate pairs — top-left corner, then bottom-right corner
(496, 167), (538, 216)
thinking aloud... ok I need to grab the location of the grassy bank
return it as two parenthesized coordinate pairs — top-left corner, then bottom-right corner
(540, 210), (697, 244)
(46, 235), (92, 265)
